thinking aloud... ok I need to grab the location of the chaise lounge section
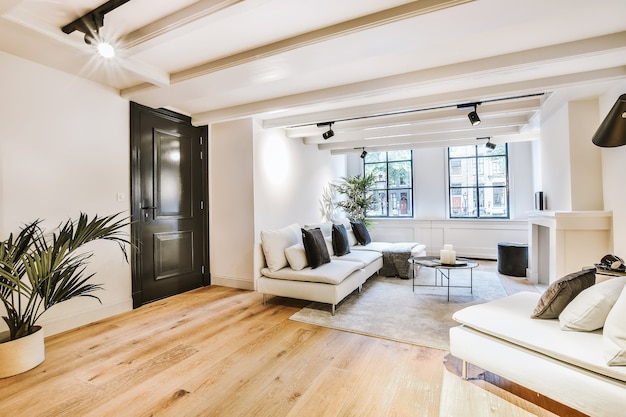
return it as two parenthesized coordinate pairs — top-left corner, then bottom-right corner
(450, 270), (626, 416)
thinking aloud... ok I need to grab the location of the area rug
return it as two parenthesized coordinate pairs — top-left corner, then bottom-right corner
(289, 267), (508, 350)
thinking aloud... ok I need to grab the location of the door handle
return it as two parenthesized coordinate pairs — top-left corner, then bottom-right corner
(141, 206), (157, 210)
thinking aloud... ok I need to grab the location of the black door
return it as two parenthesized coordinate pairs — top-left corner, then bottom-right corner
(130, 102), (208, 307)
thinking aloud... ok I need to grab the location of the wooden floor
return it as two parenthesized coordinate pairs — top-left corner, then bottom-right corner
(1, 261), (587, 417)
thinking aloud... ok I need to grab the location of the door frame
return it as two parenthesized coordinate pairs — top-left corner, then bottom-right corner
(129, 102), (210, 308)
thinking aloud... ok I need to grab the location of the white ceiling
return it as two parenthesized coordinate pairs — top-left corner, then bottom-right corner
(2, 0), (626, 154)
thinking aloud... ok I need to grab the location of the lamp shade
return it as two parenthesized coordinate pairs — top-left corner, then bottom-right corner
(592, 94), (626, 147)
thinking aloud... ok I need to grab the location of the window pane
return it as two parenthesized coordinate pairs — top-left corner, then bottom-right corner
(387, 189), (412, 217)
(364, 151), (386, 163)
(477, 156), (506, 186)
(388, 150), (411, 161)
(368, 190), (388, 216)
(449, 158), (476, 187)
(450, 187), (477, 217)
(449, 145), (476, 158)
(388, 161), (411, 188)
(479, 187), (508, 217)
(478, 142), (506, 156)
(365, 163), (387, 187)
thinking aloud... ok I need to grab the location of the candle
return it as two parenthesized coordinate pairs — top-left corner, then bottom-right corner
(449, 250), (456, 264)
(443, 244), (454, 251)
(440, 250), (448, 263)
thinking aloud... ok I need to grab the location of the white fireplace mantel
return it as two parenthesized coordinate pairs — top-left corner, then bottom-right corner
(528, 210), (612, 284)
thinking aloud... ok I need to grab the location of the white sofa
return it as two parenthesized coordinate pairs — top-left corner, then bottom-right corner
(450, 286), (626, 417)
(256, 221), (425, 314)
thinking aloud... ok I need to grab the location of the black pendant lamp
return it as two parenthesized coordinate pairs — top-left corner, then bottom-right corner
(592, 94), (626, 147)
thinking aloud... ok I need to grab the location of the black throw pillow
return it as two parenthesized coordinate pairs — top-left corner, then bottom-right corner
(332, 224), (351, 256)
(301, 228), (330, 268)
(350, 221), (371, 245)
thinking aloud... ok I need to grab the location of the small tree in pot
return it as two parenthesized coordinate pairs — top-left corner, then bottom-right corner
(333, 173), (377, 226)
(0, 212), (130, 377)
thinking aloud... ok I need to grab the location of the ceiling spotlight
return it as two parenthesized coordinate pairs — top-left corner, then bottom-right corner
(458, 102), (482, 126)
(485, 140), (496, 150)
(317, 122), (335, 140)
(468, 104), (481, 126)
(61, 0), (130, 57)
(360, 148), (368, 159)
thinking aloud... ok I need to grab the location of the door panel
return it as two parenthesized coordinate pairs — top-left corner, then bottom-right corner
(131, 102), (208, 307)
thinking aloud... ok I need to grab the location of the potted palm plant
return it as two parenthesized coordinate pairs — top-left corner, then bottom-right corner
(0, 212), (130, 378)
(333, 173), (377, 226)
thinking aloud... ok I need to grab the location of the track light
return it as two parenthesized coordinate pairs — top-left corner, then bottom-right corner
(478, 137), (496, 150)
(458, 102), (482, 126)
(317, 122), (335, 140)
(468, 104), (481, 126)
(360, 148), (368, 159)
(61, 0), (130, 58)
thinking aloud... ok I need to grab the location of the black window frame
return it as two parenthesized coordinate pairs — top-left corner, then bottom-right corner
(448, 144), (510, 219)
(363, 150), (414, 218)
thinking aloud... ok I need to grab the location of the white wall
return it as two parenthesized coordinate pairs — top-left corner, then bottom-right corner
(540, 100), (572, 211)
(598, 82), (626, 256)
(0, 51), (132, 336)
(569, 99), (603, 211)
(209, 119), (256, 289)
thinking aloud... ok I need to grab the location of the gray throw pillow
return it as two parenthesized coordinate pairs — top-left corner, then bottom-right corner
(301, 228), (330, 269)
(350, 221), (371, 245)
(332, 223), (351, 256)
(531, 268), (596, 319)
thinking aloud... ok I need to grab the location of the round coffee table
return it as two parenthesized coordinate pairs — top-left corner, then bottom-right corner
(409, 256), (479, 301)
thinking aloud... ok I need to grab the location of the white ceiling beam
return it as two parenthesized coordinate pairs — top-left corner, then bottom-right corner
(120, 0), (244, 53)
(317, 125), (523, 151)
(329, 132), (541, 154)
(169, 0), (474, 84)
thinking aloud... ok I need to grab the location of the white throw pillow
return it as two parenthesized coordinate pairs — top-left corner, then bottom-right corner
(603, 284), (626, 365)
(304, 221), (333, 238)
(284, 244), (308, 271)
(260, 224), (301, 272)
(559, 276), (626, 331)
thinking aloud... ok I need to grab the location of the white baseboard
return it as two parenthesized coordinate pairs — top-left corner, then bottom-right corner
(211, 275), (254, 291)
(40, 299), (133, 338)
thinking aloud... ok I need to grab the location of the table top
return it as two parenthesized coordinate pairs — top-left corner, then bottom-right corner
(409, 255), (478, 269)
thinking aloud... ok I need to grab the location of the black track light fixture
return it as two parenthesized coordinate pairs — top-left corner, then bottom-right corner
(478, 136), (496, 150)
(61, 0), (131, 57)
(468, 105), (481, 126)
(317, 122), (335, 140)
(360, 148), (368, 159)
(458, 102), (482, 126)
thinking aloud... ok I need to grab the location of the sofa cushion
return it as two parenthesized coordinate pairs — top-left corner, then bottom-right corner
(603, 285), (626, 366)
(261, 259), (363, 285)
(260, 223), (302, 272)
(332, 223), (351, 256)
(531, 268), (596, 319)
(560, 276), (626, 331)
(301, 228), (330, 269)
(351, 221), (372, 245)
(285, 244), (308, 271)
